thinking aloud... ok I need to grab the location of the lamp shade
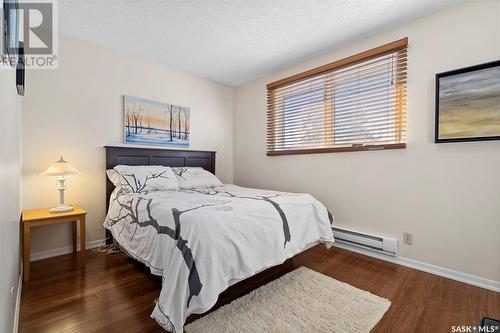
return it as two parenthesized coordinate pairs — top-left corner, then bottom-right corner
(42, 156), (80, 176)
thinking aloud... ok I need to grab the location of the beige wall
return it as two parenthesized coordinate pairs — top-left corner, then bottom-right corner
(22, 36), (234, 253)
(234, 0), (500, 281)
(20, 1), (500, 282)
(0, 65), (22, 331)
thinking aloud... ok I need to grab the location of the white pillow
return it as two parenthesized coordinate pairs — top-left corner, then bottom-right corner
(110, 165), (179, 193)
(106, 169), (121, 188)
(171, 167), (222, 189)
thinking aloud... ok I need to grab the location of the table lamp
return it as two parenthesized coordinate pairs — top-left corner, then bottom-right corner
(42, 156), (80, 213)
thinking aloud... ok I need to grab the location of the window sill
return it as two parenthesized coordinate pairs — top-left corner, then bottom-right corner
(266, 143), (406, 156)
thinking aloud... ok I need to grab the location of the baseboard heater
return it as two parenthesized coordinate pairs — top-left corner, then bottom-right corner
(332, 227), (397, 256)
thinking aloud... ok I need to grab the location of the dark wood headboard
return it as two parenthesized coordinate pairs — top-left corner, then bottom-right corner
(104, 146), (216, 243)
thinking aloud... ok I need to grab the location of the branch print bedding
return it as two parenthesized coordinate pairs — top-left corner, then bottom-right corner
(104, 184), (334, 332)
(110, 165), (179, 193)
(171, 167), (223, 189)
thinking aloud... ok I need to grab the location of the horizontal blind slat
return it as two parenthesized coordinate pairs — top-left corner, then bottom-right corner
(268, 79), (407, 110)
(268, 126), (407, 141)
(267, 40), (407, 154)
(269, 53), (407, 94)
(268, 63), (407, 100)
(268, 97), (406, 122)
(268, 41), (408, 89)
(267, 111), (407, 133)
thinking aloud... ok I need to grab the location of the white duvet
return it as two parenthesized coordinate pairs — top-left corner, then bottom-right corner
(104, 184), (334, 332)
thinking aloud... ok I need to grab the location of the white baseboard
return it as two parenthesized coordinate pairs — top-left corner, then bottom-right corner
(333, 242), (500, 293)
(30, 239), (106, 262)
(12, 262), (22, 333)
(28, 238), (499, 292)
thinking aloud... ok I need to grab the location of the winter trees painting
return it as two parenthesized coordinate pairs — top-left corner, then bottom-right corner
(124, 95), (190, 147)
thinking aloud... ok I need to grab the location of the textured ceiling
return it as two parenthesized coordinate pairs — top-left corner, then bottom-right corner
(59, 0), (461, 86)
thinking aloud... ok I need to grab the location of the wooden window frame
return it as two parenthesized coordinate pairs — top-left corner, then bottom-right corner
(266, 38), (408, 156)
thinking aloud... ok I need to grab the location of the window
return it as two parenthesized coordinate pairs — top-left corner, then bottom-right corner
(266, 38), (407, 156)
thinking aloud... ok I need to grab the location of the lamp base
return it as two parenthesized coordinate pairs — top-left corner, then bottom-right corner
(50, 205), (74, 213)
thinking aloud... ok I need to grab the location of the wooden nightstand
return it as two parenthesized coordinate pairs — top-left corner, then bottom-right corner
(21, 206), (87, 283)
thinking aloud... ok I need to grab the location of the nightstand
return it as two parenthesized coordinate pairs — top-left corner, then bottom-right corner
(21, 206), (87, 283)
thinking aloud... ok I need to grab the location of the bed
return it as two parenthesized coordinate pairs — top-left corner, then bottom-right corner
(103, 146), (335, 332)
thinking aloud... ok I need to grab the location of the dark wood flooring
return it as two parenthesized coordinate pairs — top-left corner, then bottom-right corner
(20, 245), (500, 333)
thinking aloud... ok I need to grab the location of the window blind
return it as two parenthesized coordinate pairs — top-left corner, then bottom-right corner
(266, 38), (407, 156)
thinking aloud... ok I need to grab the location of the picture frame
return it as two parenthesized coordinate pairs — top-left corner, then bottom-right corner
(435, 60), (500, 143)
(16, 40), (24, 95)
(2, 0), (20, 62)
(123, 95), (190, 147)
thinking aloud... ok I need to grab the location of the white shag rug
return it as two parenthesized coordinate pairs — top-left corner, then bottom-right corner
(185, 266), (391, 333)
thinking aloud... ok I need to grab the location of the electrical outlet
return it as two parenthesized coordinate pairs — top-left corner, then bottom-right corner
(403, 232), (413, 245)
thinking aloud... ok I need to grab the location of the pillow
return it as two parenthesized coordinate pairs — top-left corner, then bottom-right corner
(171, 167), (223, 189)
(106, 169), (121, 188)
(110, 165), (179, 193)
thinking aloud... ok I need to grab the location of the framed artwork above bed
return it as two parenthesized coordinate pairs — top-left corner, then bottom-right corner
(435, 60), (500, 143)
(123, 95), (190, 147)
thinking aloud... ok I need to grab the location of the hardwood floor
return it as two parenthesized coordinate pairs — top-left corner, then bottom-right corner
(20, 245), (499, 333)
